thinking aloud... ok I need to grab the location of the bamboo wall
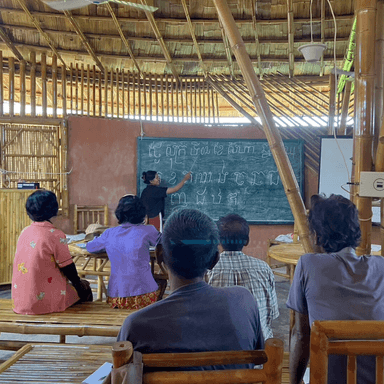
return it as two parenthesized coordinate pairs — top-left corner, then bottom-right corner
(0, 55), (220, 123)
(0, 122), (69, 215)
(0, 189), (33, 285)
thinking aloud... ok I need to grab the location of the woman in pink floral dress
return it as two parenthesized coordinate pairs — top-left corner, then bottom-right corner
(12, 190), (92, 315)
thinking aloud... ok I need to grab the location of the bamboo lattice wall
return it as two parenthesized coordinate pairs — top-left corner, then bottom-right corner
(0, 122), (69, 215)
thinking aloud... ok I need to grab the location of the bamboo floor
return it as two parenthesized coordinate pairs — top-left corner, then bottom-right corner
(0, 342), (290, 384)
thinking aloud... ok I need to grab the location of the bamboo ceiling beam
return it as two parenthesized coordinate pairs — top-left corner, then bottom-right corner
(0, 26), (24, 61)
(218, 19), (235, 78)
(0, 41), (345, 64)
(63, 10), (104, 72)
(0, 23), (350, 46)
(213, 0), (313, 254)
(287, 0), (295, 77)
(138, 0), (179, 81)
(106, 3), (141, 76)
(0, 7), (354, 25)
(15, 0), (67, 68)
(181, 0), (207, 75)
(207, 76), (262, 128)
(251, 1), (263, 79)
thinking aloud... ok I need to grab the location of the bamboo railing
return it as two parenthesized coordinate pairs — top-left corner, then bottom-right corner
(354, 0), (377, 256)
(212, 0), (313, 253)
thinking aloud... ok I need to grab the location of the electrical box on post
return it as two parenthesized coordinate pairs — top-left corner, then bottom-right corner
(359, 172), (384, 197)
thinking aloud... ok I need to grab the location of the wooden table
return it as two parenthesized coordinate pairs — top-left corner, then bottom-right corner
(267, 242), (305, 283)
(0, 299), (134, 347)
(0, 343), (112, 383)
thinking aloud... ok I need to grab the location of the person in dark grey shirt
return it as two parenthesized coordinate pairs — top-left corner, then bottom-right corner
(287, 194), (384, 384)
(117, 208), (264, 370)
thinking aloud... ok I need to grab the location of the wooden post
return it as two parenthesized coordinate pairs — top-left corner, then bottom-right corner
(8, 57), (14, 117)
(354, 0), (377, 256)
(128, 72), (131, 117)
(338, 81), (352, 135)
(0, 51), (3, 116)
(160, 75), (164, 121)
(143, 72), (147, 119)
(149, 73), (152, 121)
(180, 78), (184, 122)
(213, 0), (313, 253)
(52, 55), (57, 119)
(287, 0), (295, 78)
(41, 53), (47, 117)
(328, 73), (336, 134)
(62, 64), (67, 117)
(19, 60), (26, 117)
(112, 341), (133, 368)
(155, 75), (158, 119)
(133, 72), (137, 118)
(166, 74), (169, 121)
(138, 71), (141, 120)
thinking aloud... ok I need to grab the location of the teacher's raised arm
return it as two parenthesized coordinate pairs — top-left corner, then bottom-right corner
(140, 170), (191, 229)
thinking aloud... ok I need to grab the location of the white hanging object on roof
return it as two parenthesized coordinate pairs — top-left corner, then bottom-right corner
(42, 0), (158, 12)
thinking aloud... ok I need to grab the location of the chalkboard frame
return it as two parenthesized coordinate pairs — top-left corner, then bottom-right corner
(137, 137), (305, 224)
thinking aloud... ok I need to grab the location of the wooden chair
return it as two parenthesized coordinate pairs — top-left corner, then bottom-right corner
(310, 320), (384, 384)
(73, 204), (109, 234)
(110, 338), (284, 384)
(72, 204), (109, 300)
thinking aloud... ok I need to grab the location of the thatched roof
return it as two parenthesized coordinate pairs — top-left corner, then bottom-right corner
(0, 0), (354, 83)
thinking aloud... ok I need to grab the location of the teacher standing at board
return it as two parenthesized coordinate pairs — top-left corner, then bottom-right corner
(141, 170), (191, 229)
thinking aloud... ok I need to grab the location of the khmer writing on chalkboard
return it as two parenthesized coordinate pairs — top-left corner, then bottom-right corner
(137, 138), (304, 224)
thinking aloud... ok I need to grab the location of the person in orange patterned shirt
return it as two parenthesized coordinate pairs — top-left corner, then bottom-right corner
(12, 190), (92, 315)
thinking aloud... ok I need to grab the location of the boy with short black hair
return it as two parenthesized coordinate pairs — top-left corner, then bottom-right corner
(207, 213), (279, 340)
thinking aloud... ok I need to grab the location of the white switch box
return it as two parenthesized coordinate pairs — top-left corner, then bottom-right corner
(360, 172), (384, 197)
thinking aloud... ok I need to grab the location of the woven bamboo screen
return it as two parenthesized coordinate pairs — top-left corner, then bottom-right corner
(0, 122), (69, 215)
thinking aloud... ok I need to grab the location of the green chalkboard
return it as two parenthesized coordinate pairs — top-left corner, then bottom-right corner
(137, 138), (304, 224)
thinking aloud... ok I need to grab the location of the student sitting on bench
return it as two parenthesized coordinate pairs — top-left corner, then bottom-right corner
(86, 195), (162, 309)
(12, 190), (92, 315)
(117, 208), (264, 369)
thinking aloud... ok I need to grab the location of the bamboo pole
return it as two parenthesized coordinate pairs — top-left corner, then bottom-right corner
(117, 68), (120, 119)
(133, 72), (136, 118)
(69, 63), (73, 114)
(213, 0), (313, 252)
(19, 60), (26, 117)
(160, 75), (164, 120)
(87, 64), (90, 117)
(138, 71), (141, 119)
(338, 81), (352, 135)
(375, 0), (384, 255)
(81, 64), (84, 115)
(166, 74), (169, 120)
(354, 0), (377, 256)
(127, 72), (131, 117)
(155, 75), (158, 119)
(98, 70), (102, 117)
(143, 72), (147, 119)
(62, 63), (67, 117)
(52, 55), (57, 118)
(75, 63), (79, 114)
(122, 69), (125, 118)
(180, 78), (184, 122)
(41, 53), (47, 117)
(0, 51), (3, 116)
(8, 57), (14, 117)
(149, 73), (152, 120)
(104, 68), (108, 117)
(93, 65), (96, 117)
(328, 74), (336, 134)
(320, 0), (325, 76)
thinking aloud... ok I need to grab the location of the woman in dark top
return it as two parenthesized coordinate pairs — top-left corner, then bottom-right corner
(140, 170), (191, 229)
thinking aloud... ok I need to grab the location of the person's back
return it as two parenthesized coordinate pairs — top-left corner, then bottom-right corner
(287, 194), (384, 384)
(117, 209), (264, 370)
(207, 213), (278, 340)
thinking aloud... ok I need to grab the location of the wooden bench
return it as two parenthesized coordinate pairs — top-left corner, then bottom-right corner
(0, 299), (134, 347)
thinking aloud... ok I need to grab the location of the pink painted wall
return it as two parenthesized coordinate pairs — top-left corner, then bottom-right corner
(61, 116), (320, 260)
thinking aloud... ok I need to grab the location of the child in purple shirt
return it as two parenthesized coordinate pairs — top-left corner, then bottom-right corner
(86, 195), (161, 309)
